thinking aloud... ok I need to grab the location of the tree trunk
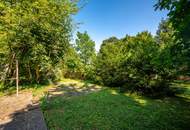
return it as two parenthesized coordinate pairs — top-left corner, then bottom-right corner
(35, 65), (40, 83)
(27, 63), (32, 83)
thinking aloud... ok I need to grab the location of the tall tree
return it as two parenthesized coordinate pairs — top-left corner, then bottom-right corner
(61, 45), (84, 79)
(75, 31), (96, 79)
(0, 0), (78, 85)
(155, 19), (175, 45)
(75, 31), (96, 65)
(155, 0), (190, 75)
(155, 0), (190, 40)
(96, 37), (128, 86)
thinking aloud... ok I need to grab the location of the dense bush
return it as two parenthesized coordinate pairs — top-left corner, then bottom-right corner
(95, 30), (175, 96)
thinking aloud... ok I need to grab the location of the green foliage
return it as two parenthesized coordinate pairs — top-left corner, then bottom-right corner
(96, 37), (128, 86)
(75, 31), (96, 80)
(55, 31), (96, 81)
(155, 0), (190, 75)
(75, 31), (96, 65)
(155, 0), (190, 40)
(96, 31), (175, 96)
(0, 0), (78, 86)
(155, 19), (175, 45)
(0, 0), (188, 98)
(61, 46), (84, 79)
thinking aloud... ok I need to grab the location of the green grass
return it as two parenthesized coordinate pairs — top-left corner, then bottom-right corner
(0, 84), (53, 99)
(0, 86), (16, 96)
(172, 80), (190, 99)
(41, 81), (190, 130)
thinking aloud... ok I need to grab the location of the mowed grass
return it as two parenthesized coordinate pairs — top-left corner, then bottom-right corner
(0, 84), (53, 100)
(41, 80), (190, 130)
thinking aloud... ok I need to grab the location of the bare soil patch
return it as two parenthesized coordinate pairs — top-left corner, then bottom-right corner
(0, 92), (47, 130)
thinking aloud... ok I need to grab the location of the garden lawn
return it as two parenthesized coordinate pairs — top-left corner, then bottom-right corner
(41, 81), (190, 130)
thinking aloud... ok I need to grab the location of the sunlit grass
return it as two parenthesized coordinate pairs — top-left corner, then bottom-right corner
(41, 80), (190, 130)
(60, 78), (102, 89)
(0, 84), (53, 99)
(172, 80), (190, 99)
(0, 87), (16, 97)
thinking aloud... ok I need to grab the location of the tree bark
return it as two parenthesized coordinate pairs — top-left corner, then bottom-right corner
(35, 65), (40, 83)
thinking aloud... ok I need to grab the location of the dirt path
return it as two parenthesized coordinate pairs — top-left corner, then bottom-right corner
(47, 80), (102, 99)
(0, 80), (101, 130)
(0, 92), (47, 130)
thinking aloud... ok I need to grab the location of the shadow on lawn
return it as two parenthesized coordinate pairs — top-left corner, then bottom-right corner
(46, 82), (102, 99)
(41, 81), (190, 130)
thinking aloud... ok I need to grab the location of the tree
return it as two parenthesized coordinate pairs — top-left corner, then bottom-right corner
(155, 0), (190, 39)
(155, 19), (175, 45)
(96, 31), (174, 96)
(75, 31), (96, 79)
(155, 19), (179, 76)
(0, 0), (78, 86)
(96, 37), (128, 86)
(155, 0), (190, 75)
(75, 31), (96, 65)
(61, 45), (84, 79)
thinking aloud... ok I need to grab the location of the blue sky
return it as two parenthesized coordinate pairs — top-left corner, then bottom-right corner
(74, 0), (168, 51)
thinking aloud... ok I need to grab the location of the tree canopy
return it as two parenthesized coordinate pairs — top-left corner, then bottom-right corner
(0, 0), (78, 86)
(155, 0), (190, 75)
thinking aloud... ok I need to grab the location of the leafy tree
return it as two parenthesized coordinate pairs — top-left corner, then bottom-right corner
(75, 31), (96, 65)
(61, 45), (84, 79)
(75, 31), (96, 79)
(0, 0), (78, 86)
(96, 37), (128, 86)
(155, 19), (179, 76)
(155, 0), (190, 75)
(155, 19), (175, 45)
(155, 0), (190, 40)
(96, 31), (174, 96)
(122, 32), (159, 93)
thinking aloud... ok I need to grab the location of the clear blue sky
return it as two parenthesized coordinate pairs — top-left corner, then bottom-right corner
(74, 0), (168, 51)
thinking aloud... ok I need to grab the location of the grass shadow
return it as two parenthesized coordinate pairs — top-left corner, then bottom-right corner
(41, 81), (190, 130)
